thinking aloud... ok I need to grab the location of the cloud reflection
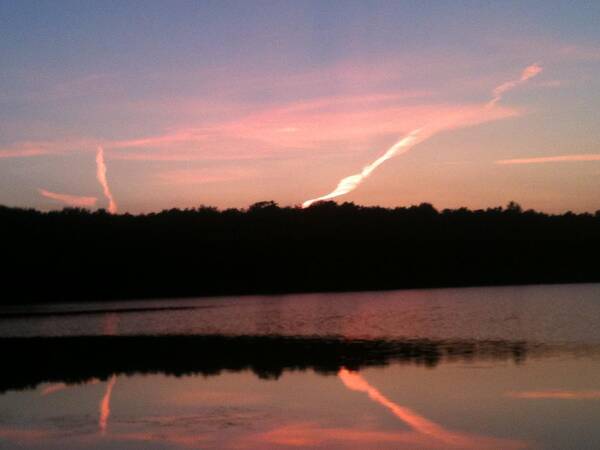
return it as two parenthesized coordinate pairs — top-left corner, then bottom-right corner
(508, 390), (600, 400)
(338, 368), (527, 449)
(99, 375), (117, 435)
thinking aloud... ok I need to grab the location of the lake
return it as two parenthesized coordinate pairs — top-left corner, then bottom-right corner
(1, 283), (600, 449)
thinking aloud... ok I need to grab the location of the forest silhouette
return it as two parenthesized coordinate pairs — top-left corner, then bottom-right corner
(0, 335), (532, 392)
(1, 200), (599, 303)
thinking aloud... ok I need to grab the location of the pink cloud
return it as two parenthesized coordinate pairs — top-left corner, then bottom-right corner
(110, 129), (211, 150)
(38, 189), (97, 208)
(487, 63), (543, 108)
(107, 98), (516, 164)
(157, 168), (256, 185)
(496, 154), (600, 165)
(0, 147), (50, 158)
(0, 139), (97, 159)
(303, 63), (541, 207)
(0, 61), (529, 165)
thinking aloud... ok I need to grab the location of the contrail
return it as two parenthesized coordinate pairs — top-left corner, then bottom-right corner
(302, 129), (425, 208)
(302, 64), (542, 208)
(96, 146), (118, 214)
(487, 63), (542, 108)
(38, 189), (97, 208)
(99, 375), (117, 435)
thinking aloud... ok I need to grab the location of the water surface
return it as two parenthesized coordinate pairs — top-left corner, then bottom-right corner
(1, 283), (600, 449)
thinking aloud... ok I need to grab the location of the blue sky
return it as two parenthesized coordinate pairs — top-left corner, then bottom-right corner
(1, 0), (599, 212)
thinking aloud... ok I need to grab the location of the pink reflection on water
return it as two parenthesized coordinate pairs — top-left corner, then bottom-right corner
(114, 431), (209, 448)
(41, 378), (100, 396)
(250, 421), (527, 450)
(99, 375), (117, 435)
(252, 422), (442, 448)
(41, 383), (68, 396)
(508, 390), (600, 400)
(102, 313), (120, 336)
(338, 368), (527, 449)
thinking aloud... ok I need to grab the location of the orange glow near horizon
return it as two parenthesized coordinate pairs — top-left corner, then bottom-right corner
(302, 128), (424, 207)
(302, 63), (542, 208)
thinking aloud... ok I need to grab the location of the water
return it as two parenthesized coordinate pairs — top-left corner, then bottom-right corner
(1, 283), (600, 449)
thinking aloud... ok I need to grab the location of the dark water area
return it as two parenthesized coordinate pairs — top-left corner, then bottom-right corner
(1, 283), (600, 449)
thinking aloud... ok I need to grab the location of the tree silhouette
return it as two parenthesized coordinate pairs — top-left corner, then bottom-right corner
(1, 201), (598, 303)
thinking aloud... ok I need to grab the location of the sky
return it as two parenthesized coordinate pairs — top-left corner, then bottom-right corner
(1, 0), (599, 213)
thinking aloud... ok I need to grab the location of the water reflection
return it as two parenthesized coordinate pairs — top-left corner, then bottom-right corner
(0, 334), (548, 393)
(338, 368), (525, 449)
(99, 375), (117, 435)
(1, 353), (600, 449)
(40, 383), (68, 396)
(2, 284), (599, 343)
(247, 422), (526, 449)
(2, 284), (600, 449)
(507, 390), (600, 400)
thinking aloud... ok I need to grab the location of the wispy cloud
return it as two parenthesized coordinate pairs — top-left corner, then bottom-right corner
(496, 154), (600, 164)
(0, 139), (97, 159)
(96, 146), (118, 213)
(0, 147), (50, 158)
(0, 62), (536, 165)
(157, 168), (256, 185)
(302, 63), (542, 207)
(38, 189), (97, 208)
(487, 63), (543, 108)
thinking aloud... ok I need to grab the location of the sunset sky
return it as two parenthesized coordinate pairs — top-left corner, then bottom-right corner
(1, 0), (599, 213)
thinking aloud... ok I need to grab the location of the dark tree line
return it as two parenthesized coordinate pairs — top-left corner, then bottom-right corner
(1, 201), (599, 303)
(0, 334), (532, 391)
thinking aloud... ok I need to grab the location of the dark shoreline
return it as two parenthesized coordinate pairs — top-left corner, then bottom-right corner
(2, 201), (599, 304)
(2, 279), (598, 308)
(0, 334), (544, 392)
